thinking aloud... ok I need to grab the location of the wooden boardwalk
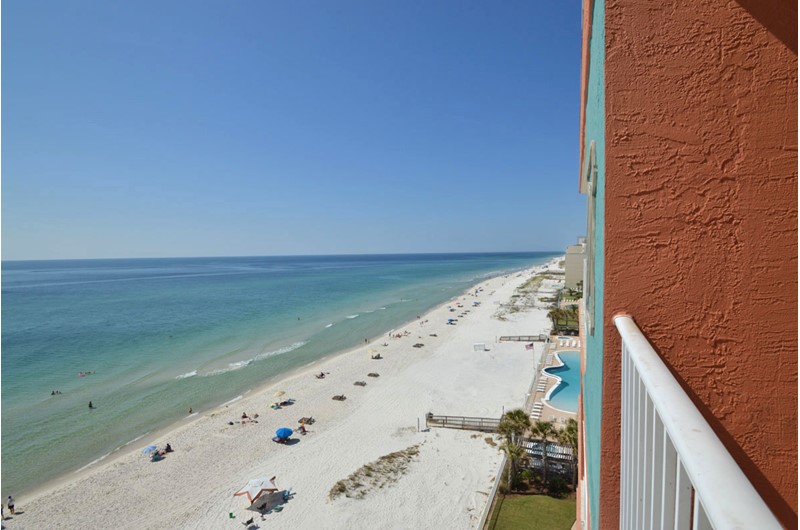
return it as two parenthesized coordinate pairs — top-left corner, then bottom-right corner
(498, 335), (548, 342)
(425, 414), (500, 433)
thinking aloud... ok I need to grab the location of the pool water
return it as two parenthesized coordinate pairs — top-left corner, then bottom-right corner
(543, 350), (580, 413)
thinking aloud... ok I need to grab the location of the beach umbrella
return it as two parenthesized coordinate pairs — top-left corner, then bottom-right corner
(142, 444), (158, 455)
(234, 476), (278, 504)
(273, 391), (285, 398)
(275, 428), (293, 440)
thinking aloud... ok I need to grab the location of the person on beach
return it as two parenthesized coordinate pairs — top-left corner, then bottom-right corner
(88, 401), (94, 409)
(165, 443), (173, 453)
(7, 496), (14, 515)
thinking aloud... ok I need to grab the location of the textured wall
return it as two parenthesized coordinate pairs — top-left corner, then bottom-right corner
(601, 0), (797, 527)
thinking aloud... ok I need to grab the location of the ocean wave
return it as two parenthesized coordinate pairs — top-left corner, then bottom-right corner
(378, 307), (386, 310)
(75, 451), (111, 473)
(204, 341), (307, 376)
(325, 323), (334, 328)
(346, 314), (359, 319)
(222, 395), (243, 406)
(123, 434), (147, 447)
(175, 370), (198, 380)
(253, 341), (307, 362)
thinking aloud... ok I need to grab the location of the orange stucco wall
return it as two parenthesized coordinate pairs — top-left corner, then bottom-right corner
(600, 1), (797, 528)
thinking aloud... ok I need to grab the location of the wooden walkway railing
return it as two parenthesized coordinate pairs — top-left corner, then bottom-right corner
(498, 335), (547, 342)
(425, 414), (501, 433)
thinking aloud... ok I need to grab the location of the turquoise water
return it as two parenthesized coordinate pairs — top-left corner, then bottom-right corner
(543, 350), (580, 413)
(2, 252), (557, 494)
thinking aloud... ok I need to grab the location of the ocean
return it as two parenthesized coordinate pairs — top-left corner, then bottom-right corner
(1, 252), (557, 495)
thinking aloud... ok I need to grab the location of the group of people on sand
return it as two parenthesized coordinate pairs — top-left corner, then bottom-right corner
(50, 390), (62, 395)
(151, 443), (173, 462)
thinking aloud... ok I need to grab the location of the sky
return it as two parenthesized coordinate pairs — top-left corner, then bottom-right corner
(3, 0), (585, 260)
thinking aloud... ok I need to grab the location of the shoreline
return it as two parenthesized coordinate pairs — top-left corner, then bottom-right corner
(13, 257), (564, 529)
(14, 261), (550, 501)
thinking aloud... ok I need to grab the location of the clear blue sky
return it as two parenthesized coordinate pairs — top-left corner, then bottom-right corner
(3, 0), (585, 260)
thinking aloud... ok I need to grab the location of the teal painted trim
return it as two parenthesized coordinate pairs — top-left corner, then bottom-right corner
(583, 0), (605, 529)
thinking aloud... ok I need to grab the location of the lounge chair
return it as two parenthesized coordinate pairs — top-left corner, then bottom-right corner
(367, 373), (380, 377)
(353, 381), (367, 386)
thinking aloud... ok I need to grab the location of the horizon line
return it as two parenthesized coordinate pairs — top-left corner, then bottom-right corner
(2, 250), (565, 263)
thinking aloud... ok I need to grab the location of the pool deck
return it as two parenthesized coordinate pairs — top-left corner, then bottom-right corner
(530, 337), (579, 425)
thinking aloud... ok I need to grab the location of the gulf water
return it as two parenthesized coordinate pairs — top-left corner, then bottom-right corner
(1, 252), (557, 494)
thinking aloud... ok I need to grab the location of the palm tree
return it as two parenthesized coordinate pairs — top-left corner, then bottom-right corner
(532, 421), (557, 485)
(498, 409), (531, 491)
(559, 419), (579, 490)
(547, 308), (564, 331)
(498, 408), (530, 447)
(501, 439), (528, 491)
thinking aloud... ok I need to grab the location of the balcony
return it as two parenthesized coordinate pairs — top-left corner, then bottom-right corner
(614, 315), (780, 529)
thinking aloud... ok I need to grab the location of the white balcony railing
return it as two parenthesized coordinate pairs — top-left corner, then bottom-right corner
(615, 315), (780, 529)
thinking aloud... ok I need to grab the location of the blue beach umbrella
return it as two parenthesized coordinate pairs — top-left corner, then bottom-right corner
(142, 444), (158, 455)
(275, 428), (293, 440)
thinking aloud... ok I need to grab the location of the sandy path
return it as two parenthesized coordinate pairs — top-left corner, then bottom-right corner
(8, 259), (562, 530)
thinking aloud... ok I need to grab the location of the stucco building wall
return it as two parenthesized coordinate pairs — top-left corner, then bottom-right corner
(599, 0), (797, 527)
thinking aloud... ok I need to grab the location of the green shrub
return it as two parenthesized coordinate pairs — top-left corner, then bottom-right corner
(548, 476), (569, 498)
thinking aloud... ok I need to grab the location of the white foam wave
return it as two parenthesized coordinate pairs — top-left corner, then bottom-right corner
(378, 307), (386, 310)
(123, 434), (147, 447)
(222, 395), (243, 406)
(325, 323), (334, 328)
(346, 314), (359, 319)
(75, 452), (111, 473)
(253, 341), (307, 362)
(175, 370), (197, 380)
(204, 341), (307, 376)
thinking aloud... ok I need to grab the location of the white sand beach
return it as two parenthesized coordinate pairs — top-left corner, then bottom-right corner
(8, 259), (564, 530)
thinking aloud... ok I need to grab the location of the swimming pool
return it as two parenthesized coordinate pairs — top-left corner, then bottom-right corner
(543, 350), (580, 413)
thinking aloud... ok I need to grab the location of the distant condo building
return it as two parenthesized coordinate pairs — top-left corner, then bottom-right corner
(576, 1), (796, 529)
(564, 237), (586, 290)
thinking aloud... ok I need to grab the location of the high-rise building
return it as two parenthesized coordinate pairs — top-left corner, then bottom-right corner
(576, 1), (796, 528)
